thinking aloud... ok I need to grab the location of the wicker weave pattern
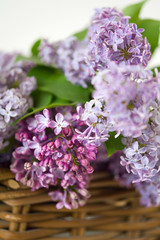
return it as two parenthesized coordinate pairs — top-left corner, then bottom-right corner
(0, 169), (159, 240)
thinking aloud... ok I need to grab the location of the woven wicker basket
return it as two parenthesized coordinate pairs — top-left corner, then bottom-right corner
(0, 168), (159, 240)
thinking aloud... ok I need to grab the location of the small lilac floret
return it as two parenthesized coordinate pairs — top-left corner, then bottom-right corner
(35, 109), (51, 132)
(49, 112), (69, 135)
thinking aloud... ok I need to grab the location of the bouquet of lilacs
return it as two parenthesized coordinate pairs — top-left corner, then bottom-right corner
(1, 0), (160, 209)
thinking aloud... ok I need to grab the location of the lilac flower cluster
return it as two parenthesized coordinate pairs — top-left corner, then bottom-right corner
(108, 150), (160, 207)
(40, 7), (151, 87)
(76, 60), (160, 207)
(9, 6), (160, 210)
(92, 61), (157, 138)
(76, 98), (111, 146)
(87, 7), (151, 73)
(11, 107), (98, 209)
(119, 95), (160, 202)
(0, 52), (36, 150)
(40, 37), (91, 88)
(134, 178), (160, 207)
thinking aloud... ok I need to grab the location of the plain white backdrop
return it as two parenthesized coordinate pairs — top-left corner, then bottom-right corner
(0, 0), (160, 66)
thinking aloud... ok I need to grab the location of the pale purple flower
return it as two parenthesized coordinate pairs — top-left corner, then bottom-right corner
(19, 77), (36, 96)
(121, 96), (160, 186)
(107, 151), (160, 207)
(87, 7), (151, 73)
(92, 61), (157, 138)
(106, 31), (123, 51)
(49, 112), (69, 135)
(134, 177), (160, 207)
(128, 40), (142, 54)
(16, 140), (30, 155)
(76, 98), (109, 146)
(39, 39), (56, 64)
(49, 190), (72, 209)
(26, 117), (37, 131)
(0, 52), (36, 151)
(0, 102), (17, 123)
(125, 141), (146, 159)
(35, 109), (51, 132)
(28, 136), (41, 158)
(81, 101), (98, 122)
(134, 156), (154, 170)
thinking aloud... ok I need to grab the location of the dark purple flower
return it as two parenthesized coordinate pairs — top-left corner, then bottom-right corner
(11, 107), (98, 209)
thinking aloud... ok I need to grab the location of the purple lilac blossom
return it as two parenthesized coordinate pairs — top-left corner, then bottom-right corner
(76, 98), (110, 146)
(119, 75), (160, 206)
(39, 8), (151, 86)
(39, 37), (91, 88)
(107, 151), (135, 187)
(121, 105), (160, 184)
(87, 7), (151, 73)
(134, 178), (160, 207)
(11, 107), (98, 209)
(107, 151), (160, 207)
(0, 52), (36, 150)
(92, 61), (158, 138)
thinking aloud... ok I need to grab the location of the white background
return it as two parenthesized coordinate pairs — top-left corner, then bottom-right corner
(0, 0), (160, 66)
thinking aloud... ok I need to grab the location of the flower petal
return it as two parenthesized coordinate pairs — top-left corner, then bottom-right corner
(10, 111), (17, 117)
(43, 109), (50, 119)
(55, 113), (64, 124)
(54, 126), (62, 135)
(49, 120), (57, 129)
(35, 114), (46, 123)
(61, 120), (69, 128)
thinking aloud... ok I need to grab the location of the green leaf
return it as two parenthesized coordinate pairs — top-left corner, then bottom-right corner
(74, 28), (88, 40)
(31, 90), (53, 108)
(38, 75), (91, 103)
(105, 132), (125, 157)
(28, 65), (91, 103)
(139, 19), (160, 54)
(28, 65), (55, 84)
(123, 0), (147, 23)
(31, 39), (42, 56)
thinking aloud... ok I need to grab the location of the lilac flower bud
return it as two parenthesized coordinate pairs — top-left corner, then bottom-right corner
(63, 153), (72, 163)
(62, 127), (72, 137)
(54, 138), (61, 149)
(67, 140), (74, 148)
